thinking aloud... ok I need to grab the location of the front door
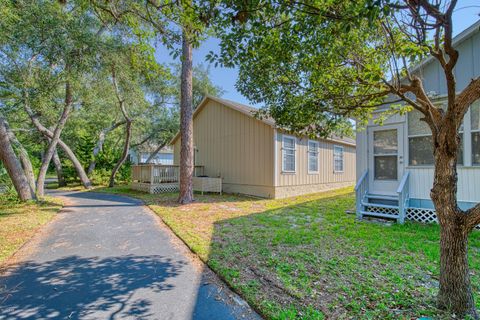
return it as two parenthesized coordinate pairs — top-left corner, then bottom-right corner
(368, 124), (404, 195)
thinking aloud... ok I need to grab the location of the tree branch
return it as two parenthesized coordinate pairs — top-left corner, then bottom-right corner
(465, 203), (480, 231)
(455, 77), (480, 120)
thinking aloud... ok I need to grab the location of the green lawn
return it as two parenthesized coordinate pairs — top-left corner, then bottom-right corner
(0, 197), (62, 265)
(99, 185), (480, 319)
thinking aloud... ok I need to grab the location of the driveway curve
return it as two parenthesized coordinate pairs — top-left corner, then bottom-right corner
(0, 190), (261, 320)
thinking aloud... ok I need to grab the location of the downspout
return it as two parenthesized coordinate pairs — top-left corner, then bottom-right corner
(273, 128), (278, 196)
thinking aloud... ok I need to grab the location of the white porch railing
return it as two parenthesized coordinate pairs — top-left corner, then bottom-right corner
(355, 169), (368, 220)
(396, 171), (410, 224)
(131, 164), (205, 183)
(131, 164), (206, 193)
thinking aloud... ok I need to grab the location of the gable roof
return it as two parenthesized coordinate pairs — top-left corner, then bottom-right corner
(170, 95), (355, 147)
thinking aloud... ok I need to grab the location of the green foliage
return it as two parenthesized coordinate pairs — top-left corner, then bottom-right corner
(0, 165), (18, 202)
(174, 63), (225, 107)
(210, 0), (432, 137)
(61, 139), (131, 185)
(0, 0), (222, 191)
(76, 134), (96, 167)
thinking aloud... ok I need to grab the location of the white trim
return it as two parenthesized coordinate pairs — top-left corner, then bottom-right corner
(407, 133), (433, 138)
(307, 140), (319, 174)
(333, 145), (344, 173)
(273, 129), (278, 186)
(281, 134), (296, 173)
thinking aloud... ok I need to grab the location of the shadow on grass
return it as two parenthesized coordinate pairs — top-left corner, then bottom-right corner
(1, 189), (262, 320)
(52, 185), (480, 318)
(95, 185), (253, 208)
(0, 200), (60, 218)
(200, 191), (480, 319)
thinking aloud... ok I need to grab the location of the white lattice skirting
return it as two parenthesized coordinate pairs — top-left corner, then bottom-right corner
(406, 207), (437, 224)
(406, 207), (480, 230)
(363, 205), (480, 230)
(131, 182), (179, 194)
(365, 205), (399, 217)
(151, 183), (179, 193)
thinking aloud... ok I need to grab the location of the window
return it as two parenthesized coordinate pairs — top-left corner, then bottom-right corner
(158, 153), (174, 165)
(308, 140), (319, 173)
(282, 135), (296, 172)
(408, 109), (434, 165)
(333, 145), (344, 172)
(471, 100), (480, 165)
(408, 106), (464, 166)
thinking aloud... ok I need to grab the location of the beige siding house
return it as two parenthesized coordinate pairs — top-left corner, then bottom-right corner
(171, 96), (356, 199)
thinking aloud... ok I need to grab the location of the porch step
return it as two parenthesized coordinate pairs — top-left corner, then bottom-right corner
(360, 196), (401, 221)
(361, 201), (399, 210)
(360, 210), (399, 219)
(365, 193), (399, 201)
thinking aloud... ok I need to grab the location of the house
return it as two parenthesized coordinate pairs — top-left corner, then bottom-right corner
(129, 145), (174, 165)
(170, 95), (356, 199)
(355, 20), (480, 224)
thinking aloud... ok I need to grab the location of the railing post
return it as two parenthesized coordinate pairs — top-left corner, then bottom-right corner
(396, 171), (410, 224)
(150, 164), (154, 185)
(354, 170), (368, 221)
(355, 188), (362, 220)
(398, 197), (405, 224)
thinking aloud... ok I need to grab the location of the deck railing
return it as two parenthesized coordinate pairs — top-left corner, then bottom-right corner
(396, 171), (410, 224)
(355, 169), (369, 219)
(131, 164), (205, 184)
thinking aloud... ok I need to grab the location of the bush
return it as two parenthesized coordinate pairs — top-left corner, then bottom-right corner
(0, 165), (20, 202)
(60, 153), (132, 187)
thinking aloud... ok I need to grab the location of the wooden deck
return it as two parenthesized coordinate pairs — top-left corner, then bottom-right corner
(131, 164), (222, 194)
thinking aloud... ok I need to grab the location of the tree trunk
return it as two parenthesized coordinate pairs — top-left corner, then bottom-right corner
(0, 116), (35, 201)
(52, 147), (66, 187)
(437, 223), (476, 317)
(145, 142), (167, 163)
(178, 29), (194, 204)
(87, 121), (125, 175)
(431, 130), (478, 318)
(4, 120), (36, 193)
(108, 120), (132, 187)
(36, 81), (73, 196)
(24, 102), (92, 189)
(108, 65), (132, 188)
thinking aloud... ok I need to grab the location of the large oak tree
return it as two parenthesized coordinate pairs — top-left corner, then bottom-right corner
(213, 0), (480, 317)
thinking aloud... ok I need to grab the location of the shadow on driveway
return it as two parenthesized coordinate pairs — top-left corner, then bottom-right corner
(1, 255), (183, 319)
(0, 190), (261, 320)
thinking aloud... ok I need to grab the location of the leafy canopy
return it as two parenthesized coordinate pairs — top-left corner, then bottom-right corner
(210, 0), (433, 137)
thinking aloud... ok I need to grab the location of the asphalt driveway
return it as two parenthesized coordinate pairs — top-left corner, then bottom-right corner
(0, 190), (261, 320)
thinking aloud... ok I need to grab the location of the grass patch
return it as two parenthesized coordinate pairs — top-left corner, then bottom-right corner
(0, 197), (62, 264)
(99, 185), (480, 319)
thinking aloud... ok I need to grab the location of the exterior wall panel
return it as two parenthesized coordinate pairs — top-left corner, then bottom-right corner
(275, 131), (356, 188)
(173, 100), (275, 197)
(414, 29), (478, 96)
(356, 129), (368, 181)
(173, 98), (356, 199)
(409, 167), (480, 203)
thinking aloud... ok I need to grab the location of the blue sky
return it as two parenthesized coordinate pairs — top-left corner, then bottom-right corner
(155, 2), (480, 107)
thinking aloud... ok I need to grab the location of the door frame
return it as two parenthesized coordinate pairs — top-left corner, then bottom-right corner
(367, 123), (405, 196)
